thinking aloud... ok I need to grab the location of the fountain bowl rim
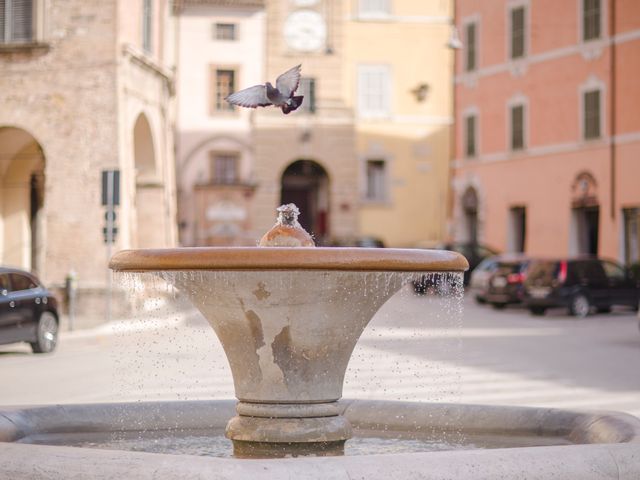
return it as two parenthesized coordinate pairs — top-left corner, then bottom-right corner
(109, 247), (469, 273)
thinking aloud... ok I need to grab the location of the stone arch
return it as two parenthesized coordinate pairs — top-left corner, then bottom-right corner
(280, 159), (330, 243)
(0, 126), (46, 273)
(133, 113), (164, 248)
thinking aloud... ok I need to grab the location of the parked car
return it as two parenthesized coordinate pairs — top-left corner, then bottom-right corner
(441, 242), (499, 285)
(0, 267), (59, 353)
(413, 242), (498, 294)
(468, 256), (500, 303)
(328, 236), (385, 248)
(523, 257), (640, 317)
(484, 256), (530, 309)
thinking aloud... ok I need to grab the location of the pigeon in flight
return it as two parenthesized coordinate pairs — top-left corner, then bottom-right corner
(225, 65), (304, 115)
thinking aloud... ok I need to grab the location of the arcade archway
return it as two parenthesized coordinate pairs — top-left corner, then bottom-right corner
(0, 127), (45, 273)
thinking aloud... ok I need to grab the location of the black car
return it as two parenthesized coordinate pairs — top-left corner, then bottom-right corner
(523, 258), (640, 317)
(414, 242), (498, 293)
(0, 267), (59, 353)
(485, 257), (530, 309)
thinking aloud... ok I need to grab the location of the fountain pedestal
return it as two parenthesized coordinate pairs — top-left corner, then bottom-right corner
(110, 247), (466, 456)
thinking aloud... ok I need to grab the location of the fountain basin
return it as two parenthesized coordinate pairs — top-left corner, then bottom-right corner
(1, 399), (639, 478)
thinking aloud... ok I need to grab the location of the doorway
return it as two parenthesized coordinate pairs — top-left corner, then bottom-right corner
(508, 206), (526, 253)
(280, 160), (329, 242)
(571, 206), (599, 255)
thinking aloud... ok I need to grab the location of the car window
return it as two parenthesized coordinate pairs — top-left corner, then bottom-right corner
(0, 274), (9, 295)
(601, 261), (626, 281)
(9, 273), (38, 292)
(583, 261), (607, 282)
(526, 261), (558, 283)
(477, 246), (495, 257)
(475, 258), (497, 272)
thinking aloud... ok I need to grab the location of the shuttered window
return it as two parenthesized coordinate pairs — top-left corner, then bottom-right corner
(584, 89), (601, 139)
(583, 0), (601, 41)
(510, 104), (525, 150)
(357, 65), (391, 118)
(211, 68), (236, 113)
(465, 22), (477, 72)
(142, 0), (152, 53)
(1, 0), (34, 44)
(465, 114), (477, 158)
(365, 159), (387, 202)
(298, 77), (316, 114)
(359, 0), (390, 16)
(510, 6), (526, 59)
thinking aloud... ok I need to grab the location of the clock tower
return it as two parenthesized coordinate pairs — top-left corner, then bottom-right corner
(251, 0), (358, 245)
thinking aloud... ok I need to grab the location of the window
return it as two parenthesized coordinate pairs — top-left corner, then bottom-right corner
(510, 104), (525, 150)
(359, 0), (390, 16)
(357, 65), (391, 118)
(365, 159), (387, 202)
(510, 6), (526, 59)
(465, 22), (477, 72)
(0, 0), (33, 44)
(0, 274), (9, 295)
(584, 89), (601, 139)
(298, 77), (316, 114)
(583, 0), (601, 41)
(9, 273), (37, 291)
(602, 261), (626, 281)
(215, 23), (236, 41)
(210, 152), (239, 184)
(142, 0), (152, 53)
(211, 68), (236, 113)
(464, 114), (477, 158)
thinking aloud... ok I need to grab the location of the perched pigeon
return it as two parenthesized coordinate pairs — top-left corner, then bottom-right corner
(225, 65), (304, 115)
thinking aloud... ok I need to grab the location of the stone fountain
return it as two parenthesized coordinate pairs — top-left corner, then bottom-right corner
(0, 205), (639, 478)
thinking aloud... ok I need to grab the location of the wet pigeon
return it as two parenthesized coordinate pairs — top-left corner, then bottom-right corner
(225, 65), (304, 115)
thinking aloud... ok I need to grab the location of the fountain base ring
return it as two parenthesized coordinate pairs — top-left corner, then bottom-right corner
(226, 407), (352, 457)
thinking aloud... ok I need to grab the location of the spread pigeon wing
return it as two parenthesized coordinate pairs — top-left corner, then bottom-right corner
(225, 85), (271, 108)
(275, 64), (301, 99)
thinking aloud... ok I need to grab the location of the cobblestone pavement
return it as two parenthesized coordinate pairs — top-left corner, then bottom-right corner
(1, 287), (639, 419)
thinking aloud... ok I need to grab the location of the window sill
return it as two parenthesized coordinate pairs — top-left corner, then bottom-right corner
(0, 42), (50, 54)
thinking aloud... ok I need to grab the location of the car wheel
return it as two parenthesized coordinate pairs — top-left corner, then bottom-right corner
(529, 307), (546, 316)
(491, 302), (506, 310)
(475, 295), (487, 305)
(30, 311), (59, 354)
(569, 294), (590, 318)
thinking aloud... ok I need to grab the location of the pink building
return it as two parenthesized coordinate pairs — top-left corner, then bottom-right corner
(452, 0), (640, 266)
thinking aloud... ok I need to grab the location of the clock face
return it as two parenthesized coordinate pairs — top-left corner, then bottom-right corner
(283, 10), (326, 52)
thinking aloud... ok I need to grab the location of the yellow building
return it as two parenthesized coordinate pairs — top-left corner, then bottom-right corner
(345, 0), (455, 247)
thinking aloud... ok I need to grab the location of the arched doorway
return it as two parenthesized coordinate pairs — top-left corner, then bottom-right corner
(0, 127), (45, 273)
(133, 114), (164, 248)
(281, 160), (329, 242)
(570, 171), (599, 255)
(461, 186), (479, 244)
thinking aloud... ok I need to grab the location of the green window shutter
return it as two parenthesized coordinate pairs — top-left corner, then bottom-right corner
(10, 0), (33, 43)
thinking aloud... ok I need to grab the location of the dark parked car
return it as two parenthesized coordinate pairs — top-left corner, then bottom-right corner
(413, 242), (498, 294)
(523, 258), (640, 317)
(0, 267), (59, 353)
(484, 256), (530, 309)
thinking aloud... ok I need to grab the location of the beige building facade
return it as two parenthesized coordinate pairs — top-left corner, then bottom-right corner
(0, 0), (177, 323)
(345, 0), (455, 247)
